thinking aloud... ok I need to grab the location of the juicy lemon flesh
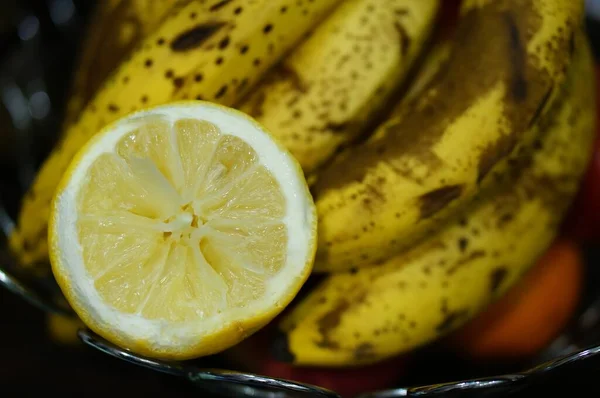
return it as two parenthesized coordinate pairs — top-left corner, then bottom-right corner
(76, 118), (288, 323)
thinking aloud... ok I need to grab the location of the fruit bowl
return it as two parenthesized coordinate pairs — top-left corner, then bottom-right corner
(3, 1), (600, 396)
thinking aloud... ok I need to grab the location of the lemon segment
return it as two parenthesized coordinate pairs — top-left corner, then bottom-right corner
(49, 102), (316, 359)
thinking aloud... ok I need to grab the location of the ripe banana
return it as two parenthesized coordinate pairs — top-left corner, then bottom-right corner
(47, 313), (85, 346)
(312, 0), (584, 272)
(10, 0), (343, 271)
(63, 0), (194, 129)
(273, 32), (596, 367)
(238, 0), (440, 174)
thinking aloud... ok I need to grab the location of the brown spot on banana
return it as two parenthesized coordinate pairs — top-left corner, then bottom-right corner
(394, 21), (410, 56)
(490, 266), (509, 294)
(445, 250), (486, 276)
(419, 185), (463, 220)
(209, 0), (234, 12)
(458, 237), (468, 252)
(323, 122), (348, 134)
(505, 12), (528, 101)
(497, 212), (514, 227)
(436, 309), (469, 334)
(353, 342), (376, 361)
(173, 76), (185, 89)
(170, 22), (228, 51)
(315, 300), (350, 350)
(569, 31), (576, 56)
(364, 183), (386, 204)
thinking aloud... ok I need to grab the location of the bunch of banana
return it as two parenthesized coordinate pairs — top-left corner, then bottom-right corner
(312, 0), (583, 272)
(63, 0), (195, 129)
(274, 30), (596, 366)
(10, 0), (347, 271)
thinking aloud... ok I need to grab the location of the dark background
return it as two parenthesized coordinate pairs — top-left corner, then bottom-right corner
(2, 1), (600, 396)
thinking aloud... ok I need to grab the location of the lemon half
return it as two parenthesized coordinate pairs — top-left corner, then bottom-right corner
(49, 101), (317, 360)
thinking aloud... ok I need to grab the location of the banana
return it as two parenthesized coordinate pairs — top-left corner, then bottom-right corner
(273, 32), (596, 367)
(9, 0), (343, 271)
(311, 0), (584, 272)
(62, 0), (194, 129)
(238, 0), (440, 174)
(47, 313), (85, 346)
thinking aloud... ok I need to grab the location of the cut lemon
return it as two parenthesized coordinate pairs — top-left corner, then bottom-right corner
(48, 101), (317, 360)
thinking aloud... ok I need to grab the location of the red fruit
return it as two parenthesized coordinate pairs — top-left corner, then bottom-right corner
(259, 356), (407, 398)
(561, 67), (600, 242)
(223, 326), (408, 397)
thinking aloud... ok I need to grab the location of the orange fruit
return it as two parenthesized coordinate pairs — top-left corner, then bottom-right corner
(448, 238), (584, 361)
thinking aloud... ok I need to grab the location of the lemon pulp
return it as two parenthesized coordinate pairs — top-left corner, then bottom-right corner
(76, 118), (288, 322)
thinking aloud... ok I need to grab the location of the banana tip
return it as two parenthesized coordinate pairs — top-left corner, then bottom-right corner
(270, 329), (295, 363)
